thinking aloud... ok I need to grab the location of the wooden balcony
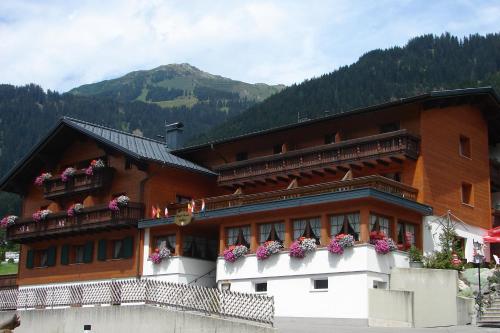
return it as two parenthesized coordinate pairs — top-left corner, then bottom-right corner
(7, 203), (144, 243)
(169, 175), (418, 215)
(43, 167), (114, 200)
(214, 130), (420, 186)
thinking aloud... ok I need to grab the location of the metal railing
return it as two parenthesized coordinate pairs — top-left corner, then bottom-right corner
(7, 203), (144, 241)
(215, 130), (420, 185)
(0, 279), (274, 325)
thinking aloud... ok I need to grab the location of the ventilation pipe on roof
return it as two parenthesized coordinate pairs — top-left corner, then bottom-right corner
(165, 122), (184, 150)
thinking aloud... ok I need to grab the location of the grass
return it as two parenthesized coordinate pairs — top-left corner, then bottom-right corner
(0, 262), (18, 275)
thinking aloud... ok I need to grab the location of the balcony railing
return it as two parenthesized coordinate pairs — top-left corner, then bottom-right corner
(43, 167), (115, 200)
(168, 175), (418, 215)
(214, 130), (420, 185)
(7, 203), (144, 242)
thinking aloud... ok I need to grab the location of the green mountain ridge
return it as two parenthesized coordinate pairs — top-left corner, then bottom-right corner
(70, 63), (285, 109)
(193, 33), (500, 144)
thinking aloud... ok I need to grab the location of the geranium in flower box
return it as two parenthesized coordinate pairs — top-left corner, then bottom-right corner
(289, 237), (317, 258)
(109, 195), (130, 211)
(223, 245), (248, 263)
(327, 234), (355, 255)
(369, 231), (386, 244)
(34, 172), (52, 186)
(32, 209), (52, 222)
(148, 247), (171, 264)
(256, 240), (283, 260)
(67, 203), (84, 217)
(61, 167), (77, 182)
(85, 159), (105, 175)
(0, 215), (18, 228)
(374, 238), (397, 255)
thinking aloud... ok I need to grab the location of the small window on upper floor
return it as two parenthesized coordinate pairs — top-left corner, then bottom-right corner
(461, 182), (473, 206)
(255, 282), (267, 293)
(273, 144), (282, 154)
(313, 278), (328, 290)
(379, 122), (400, 134)
(459, 135), (471, 158)
(236, 152), (248, 162)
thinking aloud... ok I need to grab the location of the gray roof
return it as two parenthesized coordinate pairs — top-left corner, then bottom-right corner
(62, 118), (215, 175)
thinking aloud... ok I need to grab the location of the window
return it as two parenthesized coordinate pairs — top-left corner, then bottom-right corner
(397, 222), (416, 250)
(259, 222), (285, 244)
(113, 240), (124, 259)
(461, 182), (473, 205)
(106, 237), (133, 260)
(313, 279), (328, 290)
(330, 213), (360, 241)
(293, 217), (321, 243)
(226, 225), (251, 248)
(39, 250), (49, 267)
(155, 235), (176, 254)
(255, 282), (267, 293)
(26, 246), (56, 269)
(373, 281), (387, 289)
(370, 214), (391, 237)
(459, 135), (471, 158)
(221, 283), (231, 291)
(183, 235), (218, 260)
(175, 195), (192, 204)
(235, 152), (248, 161)
(379, 122), (400, 133)
(74, 245), (85, 264)
(273, 144), (282, 154)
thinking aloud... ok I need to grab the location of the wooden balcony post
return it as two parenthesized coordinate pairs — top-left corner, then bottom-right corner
(284, 217), (293, 248)
(360, 207), (370, 243)
(175, 227), (183, 256)
(250, 221), (258, 252)
(320, 213), (329, 246)
(219, 224), (225, 254)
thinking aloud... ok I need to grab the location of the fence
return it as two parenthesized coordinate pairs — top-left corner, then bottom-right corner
(0, 279), (274, 325)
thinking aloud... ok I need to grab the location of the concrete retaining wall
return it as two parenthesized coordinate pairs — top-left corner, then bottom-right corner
(0, 305), (275, 333)
(368, 288), (413, 327)
(457, 296), (474, 326)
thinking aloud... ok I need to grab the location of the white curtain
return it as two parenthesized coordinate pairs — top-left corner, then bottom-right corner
(406, 224), (416, 245)
(227, 227), (239, 246)
(167, 235), (176, 249)
(260, 223), (273, 244)
(293, 220), (307, 239)
(274, 222), (285, 242)
(241, 226), (251, 244)
(330, 215), (343, 235)
(309, 218), (321, 240)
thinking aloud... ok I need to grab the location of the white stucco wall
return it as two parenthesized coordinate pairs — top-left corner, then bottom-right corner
(217, 245), (409, 319)
(142, 228), (216, 287)
(423, 216), (490, 262)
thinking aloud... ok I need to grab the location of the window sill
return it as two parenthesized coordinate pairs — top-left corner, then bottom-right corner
(461, 203), (474, 208)
(459, 154), (472, 160)
(34, 266), (49, 269)
(310, 289), (328, 293)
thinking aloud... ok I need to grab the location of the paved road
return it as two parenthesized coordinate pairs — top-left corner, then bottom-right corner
(276, 325), (500, 333)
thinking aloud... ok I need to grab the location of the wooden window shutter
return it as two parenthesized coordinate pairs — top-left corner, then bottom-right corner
(83, 241), (94, 263)
(97, 239), (107, 261)
(123, 236), (134, 259)
(61, 245), (70, 265)
(26, 249), (34, 269)
(47, 246), (57, 267)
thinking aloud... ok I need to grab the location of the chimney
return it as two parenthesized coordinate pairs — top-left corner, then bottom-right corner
(165, 122), (184, 150)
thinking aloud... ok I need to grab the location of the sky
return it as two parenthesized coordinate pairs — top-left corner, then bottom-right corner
(0, 0), (499, 92)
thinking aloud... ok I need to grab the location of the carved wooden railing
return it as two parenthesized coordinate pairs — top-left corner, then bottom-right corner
(214, 130), (420, 185)
(7, 203), (144, 242)
(168, 175), (418, 215)
(43, 167), (115, 200)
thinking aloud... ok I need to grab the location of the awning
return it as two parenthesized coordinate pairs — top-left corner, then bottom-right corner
(483, 226), (500, 243)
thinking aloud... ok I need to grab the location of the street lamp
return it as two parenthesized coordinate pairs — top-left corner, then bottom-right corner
(473, 240), (485, 316)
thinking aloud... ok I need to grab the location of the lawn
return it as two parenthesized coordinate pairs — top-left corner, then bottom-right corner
(0, 262), (18, 275)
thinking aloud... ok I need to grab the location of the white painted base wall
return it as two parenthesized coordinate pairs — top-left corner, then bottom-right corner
(423, 215), (490, 262)
(142, 228), (217, 287)
(217, 245), (409, 319)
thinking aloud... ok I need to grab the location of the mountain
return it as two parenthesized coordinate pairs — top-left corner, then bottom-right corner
(193, 33), (500, 144)
(70, 63), (285, 109)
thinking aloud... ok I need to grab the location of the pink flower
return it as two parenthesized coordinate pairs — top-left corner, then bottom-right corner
(108, 199), (119, 211)
(375, 239), (391, 254)
(256, 246), (270, 260)
(223, 249), (236, 262)
(289, 241), (305, 258)
(327, 240), (344, 255)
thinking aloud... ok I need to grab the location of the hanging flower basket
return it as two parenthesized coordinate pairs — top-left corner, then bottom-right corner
(374, 238), (398, 255)
(148, 247), (171, 264)
(0, 215), (18, 228)
(67, 203), (84, 217)
(32, 209), (52, 222)
(327, 234), (355, 255)
(223, 245), (248, 262)
(256, 240), (283, 260)
(34, 172), (52, 186)
(61, 167), (77, 182)
(289, 237), (317, 258)
(85, 159), (105, 175)
(109, 195), (130, 211)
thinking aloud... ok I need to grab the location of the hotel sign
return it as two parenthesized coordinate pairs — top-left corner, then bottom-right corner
(174, 211), (193, 227)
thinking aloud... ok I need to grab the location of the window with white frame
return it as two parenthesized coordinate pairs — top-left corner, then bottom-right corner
(312, 278), (328, 290)
(330, 213), (360, 241)
(370, 214), (391, 237)
(155, 235), (176, 254)
(255, 282), (267, 293)
(226, 225), (251, 248)
(259, 222), (285, 244)
(293, 217), (321, 243)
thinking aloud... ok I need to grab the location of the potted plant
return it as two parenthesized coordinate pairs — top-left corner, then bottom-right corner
(223, 245), (248, 262)
(289, 237), (317, 258)
(256, 240), (283, 260)
(409, 245), (423, 268)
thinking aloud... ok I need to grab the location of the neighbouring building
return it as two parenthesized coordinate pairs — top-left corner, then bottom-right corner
(1, 87), (499, 324)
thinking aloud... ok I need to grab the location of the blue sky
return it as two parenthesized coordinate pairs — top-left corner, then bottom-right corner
(0, 0), (499, 92)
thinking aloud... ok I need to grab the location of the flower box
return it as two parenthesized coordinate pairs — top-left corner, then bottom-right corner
(289, 237), (317, 258)
(223, 245), (248, 262)
(256, 240), (283, 260)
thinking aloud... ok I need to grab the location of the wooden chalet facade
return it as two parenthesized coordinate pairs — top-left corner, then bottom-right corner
(1, 87), (500, 322)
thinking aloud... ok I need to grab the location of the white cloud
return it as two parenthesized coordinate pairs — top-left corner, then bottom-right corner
(0, 0), (498, 92)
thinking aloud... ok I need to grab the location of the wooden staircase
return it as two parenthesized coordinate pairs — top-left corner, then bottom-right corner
(480, 293), (500, 326)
